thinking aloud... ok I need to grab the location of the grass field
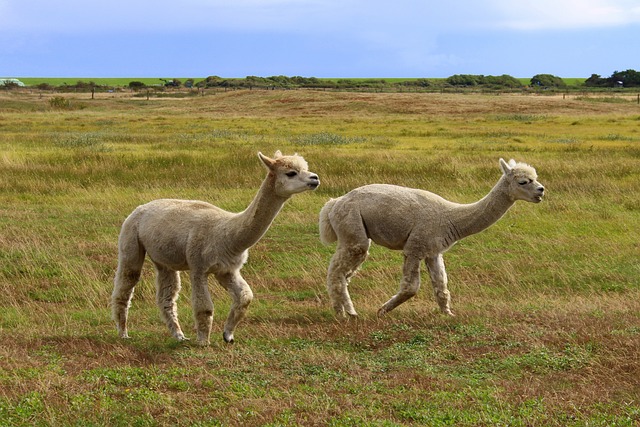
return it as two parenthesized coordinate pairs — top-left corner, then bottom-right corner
(0, 90), (639, 426)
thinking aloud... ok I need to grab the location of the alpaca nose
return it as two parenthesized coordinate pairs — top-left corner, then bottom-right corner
(308, 174), (320, 188)
(537, 186), (545, 193)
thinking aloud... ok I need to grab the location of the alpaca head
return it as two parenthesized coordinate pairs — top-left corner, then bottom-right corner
(499, 158), (545, 203)
(259, 150), (320, 197)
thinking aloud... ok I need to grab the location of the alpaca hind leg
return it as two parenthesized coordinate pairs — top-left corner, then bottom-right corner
(155, 265), (187, 341)
(112, 267), (141, 338)
(190, 271), (214, 346)
(112, 217), (147, 339)
(425, 255), (454, 316)
(378, 255), (421, 316)
(217, 271), (253, 343)
(111, 245), (145, 338)
(326, 241), (369, 317)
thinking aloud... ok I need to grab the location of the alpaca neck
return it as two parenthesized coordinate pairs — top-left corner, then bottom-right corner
(448, 177), (514, 241)
(228, 174), (289, 252)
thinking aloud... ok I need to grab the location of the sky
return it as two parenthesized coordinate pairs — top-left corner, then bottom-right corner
(1, 0), (639, 79)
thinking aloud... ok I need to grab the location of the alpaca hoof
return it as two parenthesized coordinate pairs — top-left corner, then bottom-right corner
(347, 311), (358, 318)
(174, 332), (189, 341)
(197, 339), (210, 347)
(377, 307), (388, 317)
(223, 332), (235, 344)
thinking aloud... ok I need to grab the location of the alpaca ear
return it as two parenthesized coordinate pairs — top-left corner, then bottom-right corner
(499, 158), (512, 175)
(274, 150), (283, 158)
(258, 152), (276, 170)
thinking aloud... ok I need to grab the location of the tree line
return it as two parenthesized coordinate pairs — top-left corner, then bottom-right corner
(134, 69), (640, 91)
(160, 70), (640, 90)
(3, 70), (639, 92)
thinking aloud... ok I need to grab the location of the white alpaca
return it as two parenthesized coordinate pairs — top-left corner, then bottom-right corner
(112, 151), (319, 345)
(319, 158), (544, 317)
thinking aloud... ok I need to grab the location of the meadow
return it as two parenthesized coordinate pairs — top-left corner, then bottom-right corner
(0, 89), (639, 426)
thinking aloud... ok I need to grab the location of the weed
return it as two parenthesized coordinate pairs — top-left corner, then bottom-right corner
(48, 96), (72, 110)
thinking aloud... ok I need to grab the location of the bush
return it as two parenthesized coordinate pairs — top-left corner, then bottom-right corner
(49, 96), (71, 110)
(531, 74), (566, 88)
(128, 81), (146, 90)
(446, 74), (522, 89)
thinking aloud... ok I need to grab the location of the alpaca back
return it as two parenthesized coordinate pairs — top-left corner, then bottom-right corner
(319, 198), (338, 245)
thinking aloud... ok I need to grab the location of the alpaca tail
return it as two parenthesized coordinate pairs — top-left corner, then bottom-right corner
(319, 198), (338, 245)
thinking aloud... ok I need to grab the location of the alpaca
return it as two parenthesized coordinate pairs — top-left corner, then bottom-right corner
(111, 151), (319, 345)
(319, 158), (544, 317)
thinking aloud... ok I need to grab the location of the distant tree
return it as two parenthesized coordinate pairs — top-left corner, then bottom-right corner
(485, 74), (522, 88)
(203, 76), (223, 87)
(128, 81), (146, 90)
(0, 81), (20, 90)
(585, 69), (640, 87)
(412, 78), (432, 87)
(245, 76), (266, 89)
(447, 74), (482, 86)
(160, 78), (181, 87)
(585, 74), (608, 87)
(446, 74), (521, 88)
(397, 78), (433, 88)
(72, 80), (97, 90)
(610, 69), (640, 87)
(530, 74), (566, 88)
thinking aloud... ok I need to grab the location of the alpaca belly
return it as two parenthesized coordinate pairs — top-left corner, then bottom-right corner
(140, 230), (191, 270)
(145, 244), (190, 271)
(363, 217), (411, 250)
(205, 250), (248, 275)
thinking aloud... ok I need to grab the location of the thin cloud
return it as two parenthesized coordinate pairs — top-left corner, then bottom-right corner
(491, 0), (640, 30)
(3, 0), (638, 35)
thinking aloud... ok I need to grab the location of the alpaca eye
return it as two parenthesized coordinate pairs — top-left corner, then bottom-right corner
(285, 171), (298, 177)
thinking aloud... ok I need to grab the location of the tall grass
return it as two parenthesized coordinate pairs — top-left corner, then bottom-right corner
(0, 91), (639, 426)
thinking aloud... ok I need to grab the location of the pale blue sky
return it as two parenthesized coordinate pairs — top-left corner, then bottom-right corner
(1, 0), (639, 78)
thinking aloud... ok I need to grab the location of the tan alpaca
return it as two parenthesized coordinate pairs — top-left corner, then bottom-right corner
(319, 158), (544, 317)
(112, 151), (319, 345)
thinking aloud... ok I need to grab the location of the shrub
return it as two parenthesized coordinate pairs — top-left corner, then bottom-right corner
(49, 96), (71, 110)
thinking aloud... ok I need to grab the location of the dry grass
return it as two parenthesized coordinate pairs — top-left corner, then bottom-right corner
(0, 90), (639, 426)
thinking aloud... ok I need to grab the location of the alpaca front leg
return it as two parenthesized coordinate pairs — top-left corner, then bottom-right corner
(326, 271), (357, 318)
(326, 244), (368, 317)
(155, 265), (187, 341)
(378, 255), (421, 316)
(217, 271), (253, 343)
(190, 271), (214, 346)
(425, 254), (454, 316)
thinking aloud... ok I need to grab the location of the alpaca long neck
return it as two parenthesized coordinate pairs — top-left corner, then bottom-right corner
(448, 177), (514, 241)
(227, 174), (288, 252)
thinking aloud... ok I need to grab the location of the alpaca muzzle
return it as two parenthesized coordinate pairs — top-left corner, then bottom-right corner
(308, 174), (320, 190)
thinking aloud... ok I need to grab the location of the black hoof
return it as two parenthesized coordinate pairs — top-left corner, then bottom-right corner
(223, 332), (234, 344)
